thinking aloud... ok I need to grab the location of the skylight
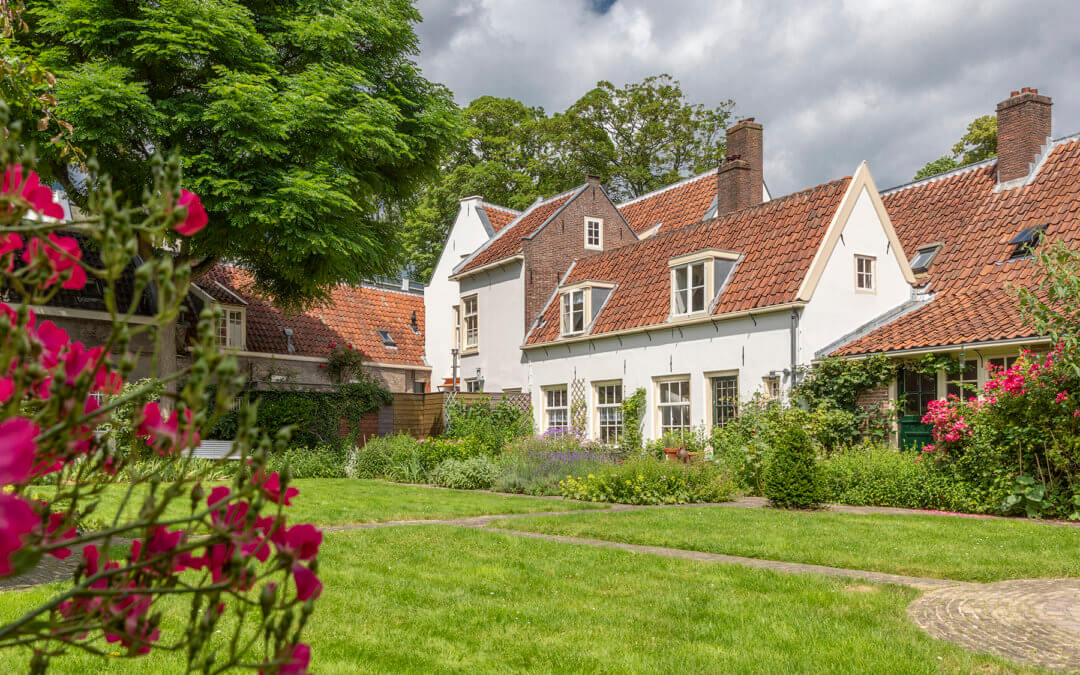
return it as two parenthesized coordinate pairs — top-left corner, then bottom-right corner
(378, 330), (396, 347)
(909, 244), (942, 273)
(1008, 226), (1045, 259)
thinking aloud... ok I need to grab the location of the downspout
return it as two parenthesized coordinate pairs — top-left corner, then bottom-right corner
(789, 308), (800, 388)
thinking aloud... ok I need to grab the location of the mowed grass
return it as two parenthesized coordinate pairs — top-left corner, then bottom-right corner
(492, 505), (1080, 582)
(52, 478), (599, 527)
(0, 526), (1027, 674)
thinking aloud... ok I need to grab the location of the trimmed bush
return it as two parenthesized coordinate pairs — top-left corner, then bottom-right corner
(266, 444), (347, 479)
(346, 433), (490, 482)
(445, 399), (533, 455)
(762, 421), (821, 509)
(430, 456), (500, 490)
(559, 457), (738, 505)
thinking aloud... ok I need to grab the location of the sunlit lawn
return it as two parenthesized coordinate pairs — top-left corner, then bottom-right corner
(0, 526), (1027, 674)
(492, 505), (1080, 582)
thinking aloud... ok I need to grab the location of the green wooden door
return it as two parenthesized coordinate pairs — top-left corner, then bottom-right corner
(898, 370), (937, 450)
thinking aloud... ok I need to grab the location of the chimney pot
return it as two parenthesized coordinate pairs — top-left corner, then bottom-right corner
(1010, 90), (1020, 97)
(996, 88), (1052, 184)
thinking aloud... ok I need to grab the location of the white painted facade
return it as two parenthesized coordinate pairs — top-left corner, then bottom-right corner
(457, 260), (527, 391)
(425, 197), (509, 388)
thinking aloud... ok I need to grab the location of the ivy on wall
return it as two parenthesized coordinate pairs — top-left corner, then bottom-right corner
(620, 387), (647, 452)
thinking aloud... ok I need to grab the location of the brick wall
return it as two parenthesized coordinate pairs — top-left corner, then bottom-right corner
(521, 179), (637, 331)
(855, 385), (890, 412)
(996, 88), (1052, 183)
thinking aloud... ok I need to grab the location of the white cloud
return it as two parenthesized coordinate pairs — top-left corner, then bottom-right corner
(415, 0), (1080, 193)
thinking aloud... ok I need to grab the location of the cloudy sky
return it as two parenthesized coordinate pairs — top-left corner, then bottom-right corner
(414, 0), (1079, 196)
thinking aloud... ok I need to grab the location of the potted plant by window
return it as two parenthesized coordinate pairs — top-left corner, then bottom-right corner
(661, 429), (706, 463)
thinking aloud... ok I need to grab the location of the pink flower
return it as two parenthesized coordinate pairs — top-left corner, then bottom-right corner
(254, 471), (299, 506)
(291, 562), (322, 601)
(0, 417), (38, 485)
(0, 493), (38, 576)
(0, 232), (21, 271)
(42, 512), (77, 560)
(0, 377), (12, 403)
(21, 234), (86, 290)
(273, 523), (322, 561)
(1055, 391), (1069, 403)
(2, 165), (63, 218)
(174, 190), (207, 236)
(138, 402), (199, 453)
(279, 643), (311, 675)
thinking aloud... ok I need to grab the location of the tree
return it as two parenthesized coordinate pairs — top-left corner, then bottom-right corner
(0, 114), (321, 673)
(558, 74), (733, 201)
(402, 75), (734, 280)
(914, 115), (997, 180)
(10, 0), (459, 307)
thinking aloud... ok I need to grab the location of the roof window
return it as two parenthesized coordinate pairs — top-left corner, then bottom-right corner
(1008, 226), (1045, 259)
(909, 244), (942, 273)
(378, 330), (396, 347)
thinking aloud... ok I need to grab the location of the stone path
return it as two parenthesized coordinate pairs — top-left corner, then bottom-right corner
(7, 497), (1080, 670)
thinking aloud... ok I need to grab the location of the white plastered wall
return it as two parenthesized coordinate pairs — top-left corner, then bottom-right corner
(424, 197), (497, 386)
(458, 260), (527, 391)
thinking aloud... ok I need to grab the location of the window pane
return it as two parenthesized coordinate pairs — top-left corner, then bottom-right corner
(691, 262), (705, 288)
(691, 286), (705, 312)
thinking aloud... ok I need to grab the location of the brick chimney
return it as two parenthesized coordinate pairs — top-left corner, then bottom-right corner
(996, 88), (1052, 184)
(717, 118), (763, 216)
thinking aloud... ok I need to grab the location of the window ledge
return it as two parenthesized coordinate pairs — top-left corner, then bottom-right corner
(460, 347), (479, 356)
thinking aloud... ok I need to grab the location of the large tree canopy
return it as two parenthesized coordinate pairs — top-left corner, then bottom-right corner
(10, 0), (459, 307)
(914, 114), (997, 180)
(403, 74), (733, 280)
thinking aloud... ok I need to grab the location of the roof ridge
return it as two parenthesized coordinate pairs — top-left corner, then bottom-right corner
(480, 201), (521, 214)
(616, 168), (718, 208)
(882, 158), (997, 196)
(571, 176), (851, 269)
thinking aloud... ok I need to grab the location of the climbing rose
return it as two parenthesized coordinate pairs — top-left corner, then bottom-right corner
(291, 563), (322, 601)
(0, 418), (37, 485)
(0, 493), (38, 576)
(21, 233), (86, 290)
(2, 165), (63, 218)
(174, 190), (207, 236)
(255, 471), (299, 506)
(0, 232), (21, 270)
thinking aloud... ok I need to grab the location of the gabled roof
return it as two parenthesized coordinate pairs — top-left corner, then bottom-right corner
(525, 177), (852, 345)
(479, 203), (520, 233)
(617, 170), (718, 236)
(201, 265), (427, 367)
(830, 134), (1080, 357)
(454, 187), (582, 276)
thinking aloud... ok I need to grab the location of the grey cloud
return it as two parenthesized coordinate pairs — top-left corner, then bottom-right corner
(414, 0), (1080, 194)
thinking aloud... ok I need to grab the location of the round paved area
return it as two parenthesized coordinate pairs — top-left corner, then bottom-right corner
(909, 578), (1080, 671)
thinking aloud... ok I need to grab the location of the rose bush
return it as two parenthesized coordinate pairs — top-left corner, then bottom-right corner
(0, 114), (320, 673)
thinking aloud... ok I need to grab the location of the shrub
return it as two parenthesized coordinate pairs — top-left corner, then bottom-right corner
(346, 433), (489, 482)
(559, 457), (738, 505)
(762, 420), (822, 508)
(445, 398), (532, 455)
(619, 387), (647, 451)
(431, 456), (500, 490)
(711, 397), (803, 493)
(267, 444), (347, 479)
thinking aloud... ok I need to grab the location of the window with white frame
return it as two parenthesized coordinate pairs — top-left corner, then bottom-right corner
(585, 217), (602, 249)
(711, 375), (739, 428)
(560, 289), (586, 335)
(672, 261), (707, 315)
(216, 307), (245, 349)
(595, 382), (623, 445)
(544, 386), (569, 430)
(465, 379), (483, 393)
(462, 295), (478, 350)
(657, 379), (690, 434)
(947, 359), (978, 399)
(855, 255), (875, 292)
(987, 355), (1019, 375)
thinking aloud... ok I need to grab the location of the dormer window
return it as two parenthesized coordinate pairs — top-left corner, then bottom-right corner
(1009, 226), (1045, 259)
(560, 289), (585, 335)
(557, 281), (615, 338)
(378, 330), (396, 347)
(585, 217), (603, 250)
(215, 306), (245, 349)
(909, 244), (942, 273)
(668, 249), (739, 319)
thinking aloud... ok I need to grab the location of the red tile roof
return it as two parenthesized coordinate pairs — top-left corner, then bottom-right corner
(526, 177), (851, 344)
(456, 189), (580, 274)
(831, 136), (1080, 356)
(480, 203), (520, 233)
(617, 170), (718, 235)
(200, 265), (427, 367)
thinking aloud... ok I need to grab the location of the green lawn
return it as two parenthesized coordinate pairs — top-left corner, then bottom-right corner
(57, 478), (599, 527)
(491, 505), (1080, 582)
(0, 527), (1026, 674)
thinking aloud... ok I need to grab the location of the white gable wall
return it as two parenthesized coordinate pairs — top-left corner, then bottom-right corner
(458, 260), (527, 391)
(799, 176), (914, 362)
(425, 197), (498, 387)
